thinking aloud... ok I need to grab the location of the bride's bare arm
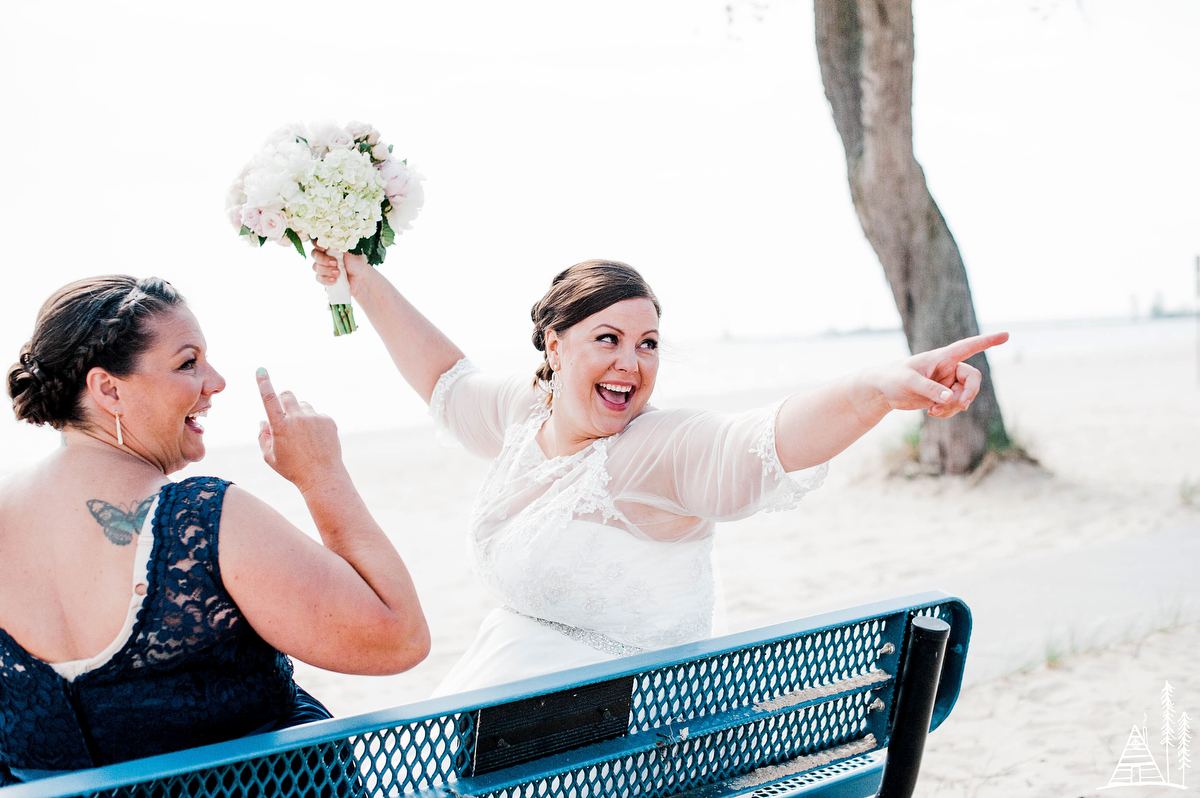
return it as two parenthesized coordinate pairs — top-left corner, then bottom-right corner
(313, 248), (463, 403)
(774, 332), (1008, 471)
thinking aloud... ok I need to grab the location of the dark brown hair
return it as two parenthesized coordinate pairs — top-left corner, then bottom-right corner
(530, 259), (661, 385)
(8, 275), (185, 429)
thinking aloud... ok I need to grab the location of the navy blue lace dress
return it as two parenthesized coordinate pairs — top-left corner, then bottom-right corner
(0, 477), (331, 785)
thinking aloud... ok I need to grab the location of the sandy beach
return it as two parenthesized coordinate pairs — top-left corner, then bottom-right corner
(183, 315), (1199, 796)
(915, 620), (1200, 798)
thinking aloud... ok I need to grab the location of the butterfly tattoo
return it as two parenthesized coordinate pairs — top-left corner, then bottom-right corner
(86, 496), (155, 546)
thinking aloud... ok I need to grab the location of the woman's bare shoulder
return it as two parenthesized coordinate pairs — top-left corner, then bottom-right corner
(217, 484), (290, 532)
(0, 459), (58, 523)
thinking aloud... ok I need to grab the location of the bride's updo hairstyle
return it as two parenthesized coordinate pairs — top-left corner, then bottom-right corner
(530, 259), (661, 386)
(8, 275), (184, 429)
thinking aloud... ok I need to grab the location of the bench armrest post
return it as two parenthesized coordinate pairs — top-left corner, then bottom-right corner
(876, 615), (951, 798)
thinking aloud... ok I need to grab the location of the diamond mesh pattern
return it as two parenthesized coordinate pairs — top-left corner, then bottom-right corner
(479, 690), (878, 798)
(84, 713), (472, 798)
(629, 619), (888, 733)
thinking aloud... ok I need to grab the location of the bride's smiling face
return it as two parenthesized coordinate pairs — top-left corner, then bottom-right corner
(545, 298), (660, 440)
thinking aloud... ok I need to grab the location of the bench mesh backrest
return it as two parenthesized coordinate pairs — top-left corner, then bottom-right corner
(15, 594), (967, 798)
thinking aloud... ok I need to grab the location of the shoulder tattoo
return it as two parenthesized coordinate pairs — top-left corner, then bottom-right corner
(86, 496), (155, 546)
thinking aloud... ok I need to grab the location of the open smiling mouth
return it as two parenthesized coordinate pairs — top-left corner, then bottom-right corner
(596, 382), (634, 411)
(185, 409), (208, 433)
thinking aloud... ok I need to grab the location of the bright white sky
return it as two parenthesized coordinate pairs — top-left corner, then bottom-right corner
(1, 0), (1197, 458)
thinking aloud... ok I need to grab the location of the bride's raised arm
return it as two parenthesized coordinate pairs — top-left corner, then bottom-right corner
(774, 332), (1009, 472)
(312, 248), (463, 403)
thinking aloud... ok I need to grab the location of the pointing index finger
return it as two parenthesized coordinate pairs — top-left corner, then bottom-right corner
(257, 367), (285, 424)
(942, 332), (1009, 363)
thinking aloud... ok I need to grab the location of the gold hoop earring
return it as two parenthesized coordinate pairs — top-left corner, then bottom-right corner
(115, 413), (124, 447)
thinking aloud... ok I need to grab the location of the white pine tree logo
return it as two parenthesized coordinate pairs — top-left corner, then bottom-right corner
(1180, 711), (1193, 788)
(1165, 682), (1177, 784)
(1101, 681), (1192, 790)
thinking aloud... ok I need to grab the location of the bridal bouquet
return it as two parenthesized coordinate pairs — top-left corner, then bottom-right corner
(225, 121), (424, 335)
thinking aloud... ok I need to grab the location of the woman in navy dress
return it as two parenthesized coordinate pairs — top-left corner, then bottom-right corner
(0, 275), (430, 783)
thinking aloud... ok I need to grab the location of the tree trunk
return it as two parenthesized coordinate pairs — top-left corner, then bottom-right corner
(814, 0), (1008, 474)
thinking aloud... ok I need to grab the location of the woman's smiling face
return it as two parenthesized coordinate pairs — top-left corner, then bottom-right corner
(108, 306), (225, 472)
(545, 297), (660, 441)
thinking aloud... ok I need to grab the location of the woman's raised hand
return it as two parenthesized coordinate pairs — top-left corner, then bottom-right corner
(309, 246), (465, 404)
(218, 366), (430, 675)
(311, 246), (371, 297)
(256, 368), (346, 492)
(872, 332), (1009, 418)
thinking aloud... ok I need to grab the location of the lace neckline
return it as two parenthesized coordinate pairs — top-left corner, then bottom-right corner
(528, 403), (619, 465)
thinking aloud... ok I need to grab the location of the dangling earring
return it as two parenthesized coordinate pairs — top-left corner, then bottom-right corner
(549, 369), (563, 402)
(115, 413), (124, 447)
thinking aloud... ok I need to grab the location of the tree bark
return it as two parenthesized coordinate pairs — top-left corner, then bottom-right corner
(814, 0), (1008, 474)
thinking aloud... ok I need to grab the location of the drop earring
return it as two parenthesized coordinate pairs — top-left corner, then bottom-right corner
(115, 413), (124, 447)
(549, 369), (563, 402)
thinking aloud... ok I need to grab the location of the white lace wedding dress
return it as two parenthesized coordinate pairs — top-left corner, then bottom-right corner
(429, 360), (827, 696)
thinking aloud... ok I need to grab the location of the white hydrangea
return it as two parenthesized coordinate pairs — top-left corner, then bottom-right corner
(288, 147), (386, 252)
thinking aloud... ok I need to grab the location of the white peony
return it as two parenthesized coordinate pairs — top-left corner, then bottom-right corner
(243, 169), (294, 212)
(265, 122), (306, 147)
(382, 161), (425, 231)
(272, 138), (314, 176)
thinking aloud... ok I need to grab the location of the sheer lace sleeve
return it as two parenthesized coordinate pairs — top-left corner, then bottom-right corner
(428, 359), (539, 458)
(611, 402), (827, 531)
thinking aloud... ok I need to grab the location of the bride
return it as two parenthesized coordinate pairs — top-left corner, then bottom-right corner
(311, 252), (1005, 695)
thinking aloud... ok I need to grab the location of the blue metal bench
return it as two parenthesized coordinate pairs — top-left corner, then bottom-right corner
(0, 590), (969, 798)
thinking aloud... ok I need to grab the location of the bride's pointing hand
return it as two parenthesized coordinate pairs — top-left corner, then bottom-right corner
(312, 247), (372, 298)
(872, 332), (1009, 419)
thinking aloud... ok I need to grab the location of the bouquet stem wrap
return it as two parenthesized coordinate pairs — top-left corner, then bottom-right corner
(326, 251), (357, 336)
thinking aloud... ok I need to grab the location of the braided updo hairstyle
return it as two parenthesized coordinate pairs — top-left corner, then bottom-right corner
(8, 275), (185, 429)
(529, 260), (661, 387)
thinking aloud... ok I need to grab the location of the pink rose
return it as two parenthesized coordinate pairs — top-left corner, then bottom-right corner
(228, 205), (245, 230)
(326, 130), (354, 150)
(258, 210), (288, 240)
(371, 142), (390, 161)
(240, 207), (263, 234)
